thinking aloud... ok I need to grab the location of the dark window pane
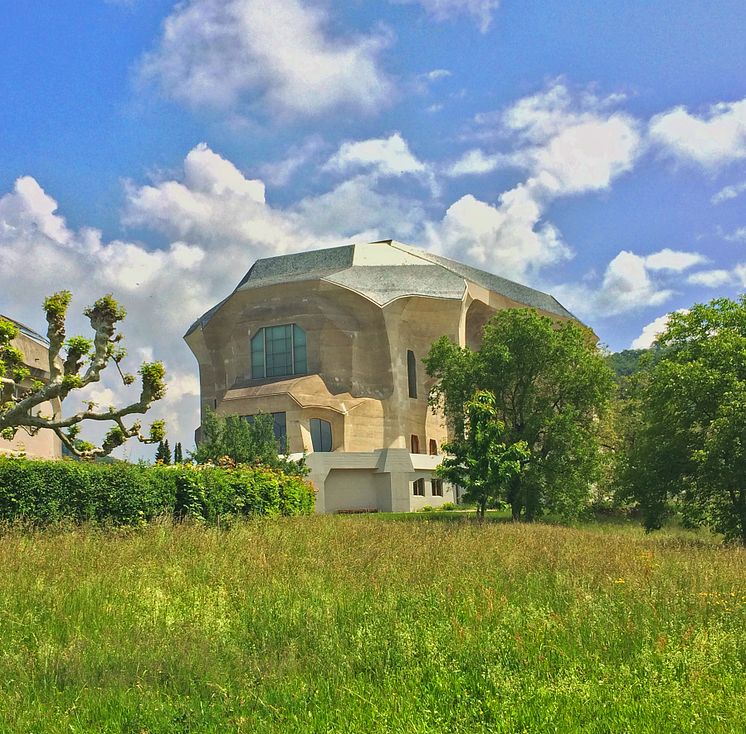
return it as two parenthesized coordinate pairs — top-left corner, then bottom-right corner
(310, 418), (332, 452)
(266, 324), (293, 377)
(251, 330), (265, 378)
(407, 350), (417, 399)
(273, 412), (287, 450)
(252, 323), (307, 379)
(243, 412), (286, 451)
(293, 325), (307, 374)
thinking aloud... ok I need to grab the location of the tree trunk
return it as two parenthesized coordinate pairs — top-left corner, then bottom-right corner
(736, 488), (746, 547)
(509, 476), (522, 521)
(477, 499), (487, 521)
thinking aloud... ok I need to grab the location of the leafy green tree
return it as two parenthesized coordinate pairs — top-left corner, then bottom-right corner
(605, 348), (648, 378)
(155, 439), (171, 465)
(437, 390), (529, 519)
(173, 442), (183, 464)
(191, 409), (307, 476)
(1, 291), (165, 458)
(619, 297), (746, 544)
(426, 308), (615, 521)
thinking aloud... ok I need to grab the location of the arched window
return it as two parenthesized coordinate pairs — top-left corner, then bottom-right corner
(407, 350), (417, 399)
(310, 418), (333, 452)
(251, 324), (307, 379)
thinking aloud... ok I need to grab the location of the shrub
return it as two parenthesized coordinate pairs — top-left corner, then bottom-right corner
(440, 502), (456, 511)
(0, 457), (315, 527)
(420, 505), (434, 513)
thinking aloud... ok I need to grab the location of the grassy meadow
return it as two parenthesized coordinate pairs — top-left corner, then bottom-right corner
(0, 515), (744, 733)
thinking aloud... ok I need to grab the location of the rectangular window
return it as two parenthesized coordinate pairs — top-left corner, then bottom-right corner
(251, 331), (265, 379)
(428, 439), (438, 455)
(407, 350), (417, 399)
(413, 478), (426, 496)
(266, 324), (293, 377)
(273, 412), (287, 450)
(431, 478), (444, 497)
(251, 324), (307, 379)
(410, 434), (420, 454)
(293, 324), (307, 374)
(310, 418), (332, 452)
(243, 411), (287, 451)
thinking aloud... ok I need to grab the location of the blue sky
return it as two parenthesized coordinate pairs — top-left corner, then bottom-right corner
(2, 0), (746, 454)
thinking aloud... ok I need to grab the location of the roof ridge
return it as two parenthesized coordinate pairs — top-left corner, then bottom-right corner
(0, 314), (49, 345)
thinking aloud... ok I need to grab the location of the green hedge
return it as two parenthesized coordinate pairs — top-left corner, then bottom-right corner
(0, 457), (316, 526)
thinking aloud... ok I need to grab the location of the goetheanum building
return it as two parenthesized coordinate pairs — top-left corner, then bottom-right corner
(185, 240), (575, 513)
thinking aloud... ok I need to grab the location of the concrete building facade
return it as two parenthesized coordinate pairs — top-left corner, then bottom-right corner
(0, 316), (62, 459)
(185, 240), (575, 513)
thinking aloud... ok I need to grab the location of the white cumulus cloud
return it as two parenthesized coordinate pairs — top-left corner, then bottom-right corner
(631, 311), (686, 349)
(446, 149), (503, 176)
(553, 249), (681, 319)
(139, 0), (393, 118)
(711, 180), (746, 204)
(687, 269), (734, 287)
(643, 248), (707, 272)
(395, 0), (500, 32)
(425, 188), (571, 281)
(433, 83), (642, 280)
(649, 97), (746, 169)
(325, 133), (428, 178)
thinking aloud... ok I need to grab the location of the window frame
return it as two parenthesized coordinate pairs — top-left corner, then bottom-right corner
(242, 411), (288, 452)
(251, 323), (307, 380)
(413, 478), (426, 496)
(410, 434), (420, 454)
(310, 417), (333, 453)
(431, 478), (444, 497)
(407, 349), (417, 399)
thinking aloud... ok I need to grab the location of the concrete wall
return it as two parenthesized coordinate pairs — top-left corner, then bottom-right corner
(0, 326), (62, 460)
(186, 280), (458, 457)
(302, 448), (454, 514)
(323, 469), (390, 513)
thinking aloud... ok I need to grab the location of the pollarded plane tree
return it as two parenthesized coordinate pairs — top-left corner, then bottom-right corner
(0, 291), (165, 458)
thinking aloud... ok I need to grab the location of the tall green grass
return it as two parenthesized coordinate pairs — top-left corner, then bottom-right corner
(0, 517), (743, 732)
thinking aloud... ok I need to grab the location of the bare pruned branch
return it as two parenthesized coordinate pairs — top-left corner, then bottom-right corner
(0, 293), (166, 457)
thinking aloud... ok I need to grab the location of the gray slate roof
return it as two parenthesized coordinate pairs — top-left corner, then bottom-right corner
(186, 240), (576, 336)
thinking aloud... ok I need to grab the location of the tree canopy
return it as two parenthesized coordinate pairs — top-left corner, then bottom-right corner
(192, 409), (307, 476)
(425, 308), (615, 520)
(436, 390), (529, 519)
(618, 297), (746, 545)
(0, 292), (165, 458)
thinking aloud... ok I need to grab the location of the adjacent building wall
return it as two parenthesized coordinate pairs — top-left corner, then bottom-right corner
(0, 320), (62, 459)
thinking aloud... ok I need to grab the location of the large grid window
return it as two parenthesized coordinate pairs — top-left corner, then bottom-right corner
(251, 324), (307, 379)
(310, 418), (333, 452)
